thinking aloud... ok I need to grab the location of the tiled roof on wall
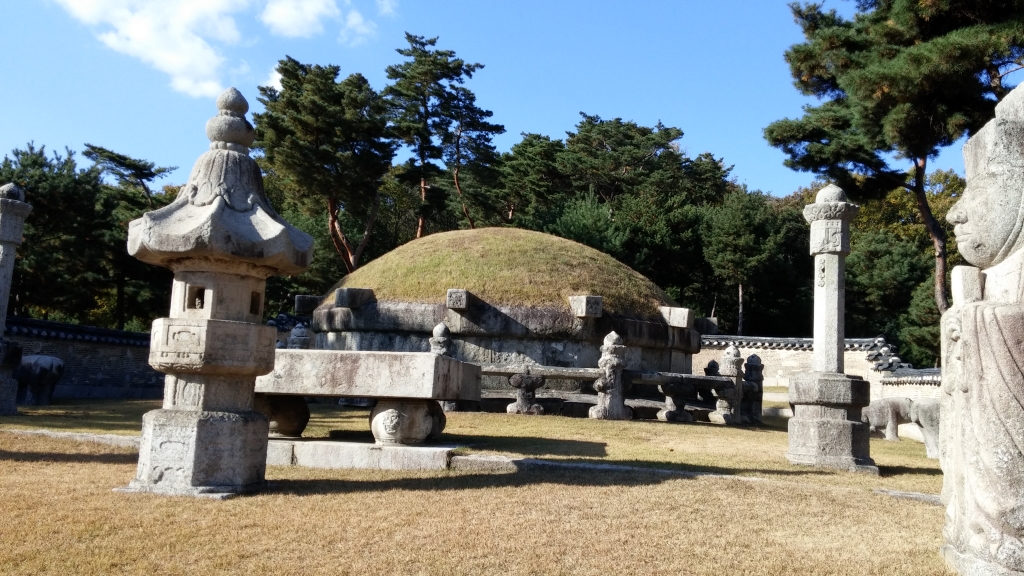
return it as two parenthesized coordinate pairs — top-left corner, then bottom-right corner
(3, 317), (150, 347)
(700, 335), (877, 351)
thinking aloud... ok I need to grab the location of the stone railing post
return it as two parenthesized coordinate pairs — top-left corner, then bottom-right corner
(709, 345), (744, 424)
(119, 88), (314, 498)
(786, 184), (876, 473)
(430, 323), (460, 413)
(657, 381), (694, 422)
(743, 354), (764, 424)
(0, 183), (29, 415)
(507, 372), (545, 415)
(589, 331), (632, 420)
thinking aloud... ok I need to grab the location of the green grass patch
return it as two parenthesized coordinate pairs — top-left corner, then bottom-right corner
(332, 227), (676, 318)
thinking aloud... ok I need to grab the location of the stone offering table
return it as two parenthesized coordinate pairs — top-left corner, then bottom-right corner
(255, 349), (480, 444)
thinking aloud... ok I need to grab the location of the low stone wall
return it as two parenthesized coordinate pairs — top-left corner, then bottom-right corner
(879, 369), (942, 401)
(694, 335), (877, 389)
(4, 317), (162, 400)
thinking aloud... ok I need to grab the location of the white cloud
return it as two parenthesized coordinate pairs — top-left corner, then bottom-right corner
(261, 0), (340, 38)
(54, 0), (385, 97)
(54, 0), (251, 97)
(338, 8), (375, 45)
(265, 68), (283, 91)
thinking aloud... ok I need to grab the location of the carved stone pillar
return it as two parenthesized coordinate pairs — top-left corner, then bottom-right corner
(589, 331), (632, 420)
(119, 88), (313, 498)
(0, 184), (28, 415)
(430, 322), (460, 414)
(786, 184), (876, 473)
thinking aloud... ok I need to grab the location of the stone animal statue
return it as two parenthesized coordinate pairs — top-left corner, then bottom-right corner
(909, 398), (940, 459)
(860, 397), (913, 441)
(14, 355), (65, 406)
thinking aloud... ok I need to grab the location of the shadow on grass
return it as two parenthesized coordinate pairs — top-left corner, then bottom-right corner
(441, 433), (608, 457)
(266, 456), (846, 497)
(0, 400), (155, 434)
(524, 458), (839, 479)
(879, 465), (943, 478)
(268, 468), (687, 496)
(0, 449), (137, 465)
(324, 429), (611, 457)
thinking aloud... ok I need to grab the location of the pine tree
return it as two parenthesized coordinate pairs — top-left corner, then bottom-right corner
(764, 0), (1024, 313)
(383, 33), (498, 237)
(254, 57), (395, 273)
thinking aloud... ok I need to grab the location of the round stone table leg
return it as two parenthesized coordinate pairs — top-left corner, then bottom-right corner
(253, 393), (310, 438)
(369, 399), (446, 445)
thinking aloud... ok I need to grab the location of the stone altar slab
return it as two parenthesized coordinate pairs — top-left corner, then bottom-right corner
(254, 349), (480, 401)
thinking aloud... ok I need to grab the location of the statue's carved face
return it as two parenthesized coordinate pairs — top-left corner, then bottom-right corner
(948, 173), (1022, 269)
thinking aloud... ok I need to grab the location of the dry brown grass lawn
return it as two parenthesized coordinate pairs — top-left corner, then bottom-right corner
(0, 400), (154, 436)
(332, 227), (676, 318)
(2, 400), (943, 495)
(0, 432), (950, 575)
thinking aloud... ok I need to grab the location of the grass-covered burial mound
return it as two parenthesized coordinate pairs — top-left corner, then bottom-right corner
(333, 228), (676, 318)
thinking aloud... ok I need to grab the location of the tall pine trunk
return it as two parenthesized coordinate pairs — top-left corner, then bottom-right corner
(911, 158), (949, 314)
(737, 283), (744, 336)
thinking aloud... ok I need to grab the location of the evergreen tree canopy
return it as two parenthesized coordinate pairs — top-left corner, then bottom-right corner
(764, 0), (1024, 313)
(702, 190), (812, 335)
(82, 143), (175, 207)
(383, 33), (497, 237)
(254, 56), (395, 273)
(0, 144), (174, 329)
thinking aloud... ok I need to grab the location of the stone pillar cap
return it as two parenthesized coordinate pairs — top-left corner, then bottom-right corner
(803, 184), (859, 223)
(0, 183), (26, 202)
(815, 184), (848, 203)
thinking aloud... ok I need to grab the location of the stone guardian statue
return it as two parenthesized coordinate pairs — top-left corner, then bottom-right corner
(941, 85), (1024, 575)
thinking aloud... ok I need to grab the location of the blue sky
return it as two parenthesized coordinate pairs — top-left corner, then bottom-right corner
(2, 0), (968, 196)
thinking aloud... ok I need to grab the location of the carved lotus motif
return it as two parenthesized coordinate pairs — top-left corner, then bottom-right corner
(127, 89), (312, 277)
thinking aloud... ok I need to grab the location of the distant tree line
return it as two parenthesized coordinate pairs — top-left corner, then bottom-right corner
(4, 5), (1019, 367)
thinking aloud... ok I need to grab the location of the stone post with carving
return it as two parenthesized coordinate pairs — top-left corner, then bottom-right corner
(119, 88), (313, 498)
(709, 345), (744, 424)
(589, 331), (633, 420)
(507, 373), (545, 415)
(743, 354), (764, 425)
(786, 184), (876, 473)
(0, 183), (29, 415)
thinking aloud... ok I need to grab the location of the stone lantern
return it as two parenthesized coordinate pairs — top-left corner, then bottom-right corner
(120, 88), (313, 497)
